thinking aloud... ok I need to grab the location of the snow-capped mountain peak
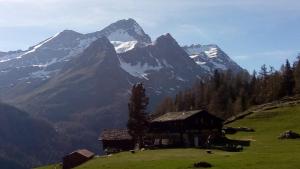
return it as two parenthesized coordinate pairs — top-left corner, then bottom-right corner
(88, 18), (151, 44)
(0, 18), (244, 103)
(183, 44), (243, 73)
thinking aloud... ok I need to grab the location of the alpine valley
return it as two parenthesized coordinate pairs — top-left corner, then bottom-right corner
(0, 18), (244, 168)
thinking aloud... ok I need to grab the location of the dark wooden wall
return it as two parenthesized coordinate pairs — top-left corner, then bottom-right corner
(102, 139), (134, 151)
(62, 153), (92, 169)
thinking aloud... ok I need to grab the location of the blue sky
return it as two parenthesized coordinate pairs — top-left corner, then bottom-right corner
(0, 0), (299, 71)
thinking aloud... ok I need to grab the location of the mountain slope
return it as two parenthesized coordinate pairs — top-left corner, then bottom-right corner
(13, 37), (134, 153)
(0, 102), (69, 169)
(19, 37), (131, 121)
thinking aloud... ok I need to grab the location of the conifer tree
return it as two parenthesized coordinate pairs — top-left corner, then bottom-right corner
(294, 55), (300, 94)
(127, 83), (149, 149)
(154, 55), (300, 121)
(279, 60), (295, 97)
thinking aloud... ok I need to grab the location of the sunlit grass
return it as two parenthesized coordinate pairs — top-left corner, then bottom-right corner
(37, 105), (300, 169)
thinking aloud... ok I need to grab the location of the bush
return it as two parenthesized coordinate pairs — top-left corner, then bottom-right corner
(193, 161), (212, 168)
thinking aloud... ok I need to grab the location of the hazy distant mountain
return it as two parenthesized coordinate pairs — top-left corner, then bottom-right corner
(0, 18), (245, 166)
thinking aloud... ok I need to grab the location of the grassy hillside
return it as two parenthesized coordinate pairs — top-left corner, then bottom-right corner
(37, 104), (300, 169)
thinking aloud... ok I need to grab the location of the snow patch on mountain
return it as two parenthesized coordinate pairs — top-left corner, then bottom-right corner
(204, 47), (218, 58)
(32, 58), (58, 68)
(17, 32), (60, 59)
(190, 54), (199, 59)
(111, 41), (137, 53)
(30, 69), (57, 80)
(0, 51), (25, 63)
(176, 76), (186, 81)
(0, 58), (14, 63)
(118, 56), (163, 79)
(196, 61), (206, 65)
(184, 44), (219, 57)
(60, 37), (98, 61)
(184, 45), (203, 55)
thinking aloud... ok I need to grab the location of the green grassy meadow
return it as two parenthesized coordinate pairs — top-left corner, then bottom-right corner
(37, 105), (300, 169)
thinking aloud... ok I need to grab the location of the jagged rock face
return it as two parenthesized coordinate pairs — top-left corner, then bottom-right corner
(183, 44), (244, 74)
(118, 33), (207, 104)
(119, 34), (204, 80)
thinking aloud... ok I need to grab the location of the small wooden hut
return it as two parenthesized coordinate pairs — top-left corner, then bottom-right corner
(62, 149), (95, 169)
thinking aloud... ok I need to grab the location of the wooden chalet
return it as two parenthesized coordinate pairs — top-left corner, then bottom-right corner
(148, 110), (224, 147)
(62, 149), (95, 169)
(99, 129), (134, 153)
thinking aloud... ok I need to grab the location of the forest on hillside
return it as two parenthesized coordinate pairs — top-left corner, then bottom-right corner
(154, 55), (300, 119)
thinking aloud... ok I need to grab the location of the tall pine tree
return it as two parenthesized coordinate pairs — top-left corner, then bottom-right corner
(127, 83), (149, 149)
(279, 60), (295, 97)
(294, 55), (300, 94)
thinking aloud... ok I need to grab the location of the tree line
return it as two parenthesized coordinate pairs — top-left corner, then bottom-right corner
(154, 55), (300, 119)
(127, 56), (300, 148)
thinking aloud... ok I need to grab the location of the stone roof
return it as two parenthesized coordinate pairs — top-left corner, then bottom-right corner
(151, 110), (202, 122)
(69, 149), (95, 158)
(99, 129), (132, 141)
(151, 110), (224, 123)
